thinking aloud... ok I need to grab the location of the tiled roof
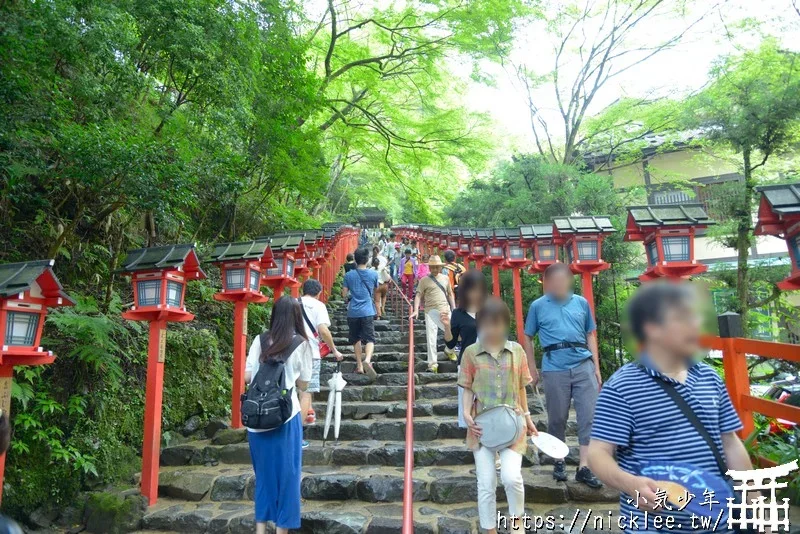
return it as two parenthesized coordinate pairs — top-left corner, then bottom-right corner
(0, 260), (73, 302)
(209, 239), (271, 262)
(519, 224), (554, 240)
(120, 244), (202, 273)
(553, 216), (616, 234)
(757, 183), (800, 215)
(628, 204), (712, 227)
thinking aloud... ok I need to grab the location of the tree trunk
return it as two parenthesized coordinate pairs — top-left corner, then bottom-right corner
(735, 147), (755, 332)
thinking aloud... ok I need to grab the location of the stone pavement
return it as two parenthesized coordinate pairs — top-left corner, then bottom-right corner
(136, 295), (619, 533)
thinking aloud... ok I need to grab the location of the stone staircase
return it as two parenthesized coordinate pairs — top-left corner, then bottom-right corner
(138, 293), (619, 533)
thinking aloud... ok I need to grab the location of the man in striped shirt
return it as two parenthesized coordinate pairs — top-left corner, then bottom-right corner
(588, 283), (754, 533)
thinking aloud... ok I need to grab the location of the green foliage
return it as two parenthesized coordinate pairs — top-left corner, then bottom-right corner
(445, 154), (639, 376)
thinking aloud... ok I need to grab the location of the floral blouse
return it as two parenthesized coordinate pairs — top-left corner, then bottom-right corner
(457, 340), (532, 454)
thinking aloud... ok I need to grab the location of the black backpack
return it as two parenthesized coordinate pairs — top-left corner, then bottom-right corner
(240, 332), (304, 430)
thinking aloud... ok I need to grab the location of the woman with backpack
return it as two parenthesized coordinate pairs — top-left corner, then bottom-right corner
(244, 296), (313, 534)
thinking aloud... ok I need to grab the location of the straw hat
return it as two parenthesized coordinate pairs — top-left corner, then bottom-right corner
(427, 255), (445, 266)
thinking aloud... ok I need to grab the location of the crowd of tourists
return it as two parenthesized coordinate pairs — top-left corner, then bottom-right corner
(241, 228), (754, 534)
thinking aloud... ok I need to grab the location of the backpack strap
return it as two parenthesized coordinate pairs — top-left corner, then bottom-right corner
(258, 332), (306, 363)
(636, 364), (728, 477)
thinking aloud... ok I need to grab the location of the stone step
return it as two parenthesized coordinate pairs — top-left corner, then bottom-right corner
(152, 462), (619, 509)
(137, 497), (621, 533)
(309, 398), (551, 423)
(318, 371), (457, 387)
(164, 421), (581, 470)
(313, 384), (459, 403)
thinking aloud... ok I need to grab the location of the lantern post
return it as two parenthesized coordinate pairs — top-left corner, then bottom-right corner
(457, 229), (473, 266)
(754, 183), (800, 290)
(504, 228), (530, 343)
(210, 239), (271, 430)
(552, 216), (616, 316)
(485, 229), (508, 297)
(262, 235), (301, 300)
(624, 205), (712, 281)
(0, 260), (74, 502)
(119, 244), (206, 505)
(470, 229), (489, 272)
(289, 234), (309, 298)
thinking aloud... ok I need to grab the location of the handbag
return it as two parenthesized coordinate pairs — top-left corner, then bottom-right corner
(637, 365), (758, 534)
(473, 404), (524, 451)
(298, 298), (331, 358)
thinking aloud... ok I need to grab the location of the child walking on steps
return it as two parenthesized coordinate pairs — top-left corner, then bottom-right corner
(458, 298), (538, 533)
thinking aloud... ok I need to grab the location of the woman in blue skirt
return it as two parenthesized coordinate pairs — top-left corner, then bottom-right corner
(244, 297), (313, 534)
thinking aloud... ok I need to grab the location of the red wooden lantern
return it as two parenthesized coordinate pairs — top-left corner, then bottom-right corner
(521, 224), (561, 274)
(262, 235), (302, 298)
(0, 260), (74, 502)
(625, 204), (712, 281)
(552, 216), (616, 315)
(119, 244), (206, 506)
(486, 229), (508, 296)
(457, 229), (473, 260)
(210, 239), (271, 430)
(754, 183), (800, 290)
(503, 228), (530, 342)
(447, 229), (460, 253)
(470, 229), (490, 269)
(438, 229), (448, 251)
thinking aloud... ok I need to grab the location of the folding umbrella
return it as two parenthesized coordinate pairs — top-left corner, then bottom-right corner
(323, 361), (347, 445)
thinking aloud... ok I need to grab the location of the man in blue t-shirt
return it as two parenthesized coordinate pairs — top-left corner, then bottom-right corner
(588, 283), (751, 533)
(342, 247), (379, 380)
(522, 263), (602, 488)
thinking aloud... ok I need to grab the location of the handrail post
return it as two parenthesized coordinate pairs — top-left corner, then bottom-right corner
(718, 312), (755, 438)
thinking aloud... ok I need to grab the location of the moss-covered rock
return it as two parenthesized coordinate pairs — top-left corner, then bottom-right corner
(83, 490), (146, 533)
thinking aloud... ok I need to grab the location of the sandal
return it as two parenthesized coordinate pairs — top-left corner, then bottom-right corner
(427, 364), (438, 373)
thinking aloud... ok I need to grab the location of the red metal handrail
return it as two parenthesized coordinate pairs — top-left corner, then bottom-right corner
(700, 335), (800, 446)
(387, 276), (416, 533)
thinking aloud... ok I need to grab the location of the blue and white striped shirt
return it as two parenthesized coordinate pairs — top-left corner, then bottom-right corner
(591, 358), (742, 533)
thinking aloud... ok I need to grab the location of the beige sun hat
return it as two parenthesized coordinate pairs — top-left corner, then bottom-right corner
(427, 255), (445, 266)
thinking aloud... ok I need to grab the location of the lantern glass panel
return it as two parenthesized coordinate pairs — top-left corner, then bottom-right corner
(166, 281), (183, 307)
(509, 246), (524, 259)
(266, 258), (284, 276)
(287, 259), (295, 277)
(225, 267), (246, 290)
(5, 311), (40, 346)
(646, 241), (658, 266)
(490, 246), (504, 257)
(538, 244), (555, 261)
(249, 270), (260, 290)
(577, 240), (598, 261)
(566, 245), (575, 264)
(662, 236), (690, 262)
(449, 240), (458, 248)
(137, 280), (161, 306)
(792, 234), (800, 269)
(460, 243), (470, 252)
(473, 245), (485, 255)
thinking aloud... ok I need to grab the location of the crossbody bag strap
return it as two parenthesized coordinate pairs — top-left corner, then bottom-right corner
(637, 365), (728, 476)
(428, 274), (453, 310)
(355, 269), (374, 297)
(298, 297), (317, 336)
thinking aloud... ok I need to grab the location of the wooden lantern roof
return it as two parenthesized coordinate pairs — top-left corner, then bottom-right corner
(120, 244), (206, 280)
(0, 260), (75, 304)
(755, 182), (800, 236)
(553, 216), (616, 236)
(268, 234), (304, 252)
(625, 204), (713, 241)
(474, 229), (492, 240)
(519, 224), (554, 241)
(209, 238), (272, 263)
